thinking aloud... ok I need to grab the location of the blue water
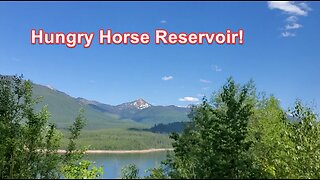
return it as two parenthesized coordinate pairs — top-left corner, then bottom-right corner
(86, 151), (168, 179)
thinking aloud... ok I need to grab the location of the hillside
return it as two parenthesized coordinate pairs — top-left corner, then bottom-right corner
(79, 98), (190, 125)
(0, 77), (190, 150)
(33, 84), (190, 129)
(33, 84), (146, 130)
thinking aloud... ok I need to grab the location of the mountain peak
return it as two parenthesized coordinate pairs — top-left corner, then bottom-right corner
(115, 98), (151, 110)
(135, 98), (148, 104)
(132, 98), (151, 109)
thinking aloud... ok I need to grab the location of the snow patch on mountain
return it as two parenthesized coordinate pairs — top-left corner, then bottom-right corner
(46, 85), (56, 91)
(117, 98), (151, 110)
(132, 98), (151, 109)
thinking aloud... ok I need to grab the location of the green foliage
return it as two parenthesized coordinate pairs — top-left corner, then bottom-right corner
(0, 75), (103, 179)
(247, 96), (293, 178)
(3, 75), (320, 179)
(167, 77), (257, 179)
(248, 98), (320, 179)
(61, 110), (103, 179)
(121, 164), (139, 179)
(64, 109), (87, 163)
(145, 165), (169, 179)
(39, 123), (64, 179)
(286, 100), (320, 178)
(137, 77), (320, 179)
(62, 160), (103, 179)
(0, 75), (57, 179)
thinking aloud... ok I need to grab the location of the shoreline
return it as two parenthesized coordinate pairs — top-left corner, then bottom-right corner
(57, 148), (174, 154)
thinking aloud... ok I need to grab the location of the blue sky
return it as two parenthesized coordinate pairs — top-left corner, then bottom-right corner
(0, 1), (319, 111)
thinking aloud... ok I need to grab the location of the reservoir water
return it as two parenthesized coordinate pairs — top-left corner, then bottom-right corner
(86, 151), (169, 179)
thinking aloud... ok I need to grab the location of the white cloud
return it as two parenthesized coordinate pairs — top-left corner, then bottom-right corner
(212, 65), (222, 72)
(268, 1), (311, 37)
(268, 1), (309, 16)
(200, 79), (212, 83)
(179, 97), (199, 102)
(202, 87), (209, 90)
(177, 105), (188, 108)
(299, 2), (312, 11)
(286, 15), (298, 22)
(285, 23), (302, 30)
(160, 20), (167, 24)
(282, 31), (296, 37)
(161, 75), (173, 81)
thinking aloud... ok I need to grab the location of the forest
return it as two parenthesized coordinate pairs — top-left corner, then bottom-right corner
(1, 75), (319, 179)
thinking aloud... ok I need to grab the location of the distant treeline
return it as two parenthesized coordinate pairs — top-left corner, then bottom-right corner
(149, 122), (190, 134)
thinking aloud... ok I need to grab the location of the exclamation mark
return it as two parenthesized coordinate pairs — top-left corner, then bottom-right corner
(239, 29), (244, 44)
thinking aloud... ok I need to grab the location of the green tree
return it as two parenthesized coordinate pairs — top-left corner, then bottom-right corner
(0, 75), (103, 179)
(145, 165), (169, 179)
(122, 77), (320, 179)
(61, 109), (103, 179)
(62, 160), (103, 179)
(167, 77), (258, 179)
(0, 75), (53, 178)
(286, 100), (320, 178)
(121, 164), (140, 179)
(247, 96), (294, 178)
(248, 98), (320, 179)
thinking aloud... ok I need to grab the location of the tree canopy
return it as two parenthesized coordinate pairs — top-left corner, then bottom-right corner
(129, 77), (320, 179)
(0, 75), (102, 179)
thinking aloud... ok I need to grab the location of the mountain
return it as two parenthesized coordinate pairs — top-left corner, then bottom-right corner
(117, 98), (151, 110)
(1, 75), (190, 129)
(32, 84), (145, 130)
(80, 97), (190, 125)
(31, 83), (189, 128)
(1, 75), (187, 149)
